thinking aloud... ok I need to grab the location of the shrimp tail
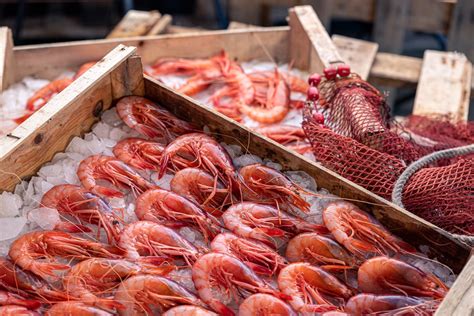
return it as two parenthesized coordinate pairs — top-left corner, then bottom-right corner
(94, 186), (124, 198)
(35, 262), (70, 279)
(54, 221), (93, 234)
(2, 295), (42, 310)
(213, 301), (235, 316)
(244, 261), (273, 276)
(158, 154), (170, 178)
(96, 298), (125, 311)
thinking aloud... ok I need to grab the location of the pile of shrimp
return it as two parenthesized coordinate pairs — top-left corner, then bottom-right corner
(146, 51), (313, 156)
(1, 95), (453, 315)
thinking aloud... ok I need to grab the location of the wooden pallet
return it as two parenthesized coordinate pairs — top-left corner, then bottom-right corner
(0, 43), (472, 315)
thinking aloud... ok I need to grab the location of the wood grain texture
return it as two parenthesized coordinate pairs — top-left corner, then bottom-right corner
(289, 6), (343, 73)
(413, 50), (471, 121)
(107, 10), (162, 38)
(0, 27), (14, 91)
(332, 34), (378, 80)
(143, 75), (470, 273)
(0, 45), (141, 192)
(436, 255), (474, 316)
(448, 0), (474, 62)
(374, 0), (409, 53)
(147, 14), (173, 36)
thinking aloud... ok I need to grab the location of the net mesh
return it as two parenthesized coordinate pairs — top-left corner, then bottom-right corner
(302, 73), (474, 235)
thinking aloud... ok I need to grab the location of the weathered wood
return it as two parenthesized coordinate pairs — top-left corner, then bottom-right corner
(413, 51), (471, 122)
(227, 21), (263, 30)
(447, 0), (474, 63)
(147, 14), (173, 36)
(374, 0), (409, 53)
(289, 6), (343, 73)
(0, 27), (14, 91)
(332, 35), (378, 81)
(106, 10), (162, 39)
(436, 255), (474, 316)
(166, 25), (207, 34)
(0, 45), (141, 192)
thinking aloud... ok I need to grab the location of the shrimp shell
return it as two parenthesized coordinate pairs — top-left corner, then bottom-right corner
(46, 302), (112, 316)
(0, 305), (40, 316)
(238, 293), (296, 316)
(113, 138), (164, 171)
(345, 294), (437, 316)
(163, 305), (218, 316)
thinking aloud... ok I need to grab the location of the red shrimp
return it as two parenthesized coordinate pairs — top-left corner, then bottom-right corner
(114, 274), (204, 315)
(26, 78), (73, 112)
(345, 294), (439, 316)
(77, 155), (156, 198)
(255, 125), (307, 145)
(211, 233), (287, 276)
(0, 291), (41, 310)
(323, 201), (416, 259)
(119, 221), (202, 266)
(222, 202), (327, 247)
(192, 253), (287, 316)
(358, 256), (449, 298)
(163, 305), (218, 316)
(278, 262), (353, 313)
(8, 231), (123, 280)
(170, 167), (233, 216)
(41, 184), (122, 243)
(116, 96), (195, 141)
(0, 257), (67, 302)
(238, 293), (297, 316)
(286, 233), (358, 270)
(113, 138), (164, 171)
(46, 302), (112, 316)
(0, 305), (40, 316)
(238, 163), (310, 213)
(135, 188), (221, 242)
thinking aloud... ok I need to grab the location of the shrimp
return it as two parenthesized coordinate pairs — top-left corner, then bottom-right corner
(41, 184), (122, 243)
(63, 258), (172, 310)
(238, 163), (310, 213)
(238, 293), (297, 316)
(163, 305), (218, 316)
(278, 262), (353, 313)
(113, 138), (164, 171)
(211, 233), (287, 276)
(358, 256), (448, 298)
(170, 168), (233, 216)
(26, 78), (73, 112)
(73, 61), (97, 80)
(8, 231), (123, 280)
(77, 155), (156, 198)
(148, 53), (225, 77)
(0, 291), (41, 310)
(255, 125), (307, 145)
(222, 202), (326, 247)
(114, 274), (204, 315)
(0, 257), (67, 302)
(345, 294), (438, 316)
(248, 70), (308, 94)
(116, 96), (195, 141)
(119, 221), (202, 266)
(159, 133), (238, 194)
(286, 233), (358, 271)
(0, 305), (40, 316)
(192, 253), (286, 316)
(46, 302), (112, 316)
(239, 69), (290, 124)
(135, 188), (221, 242)
(323, 201), (416, 259)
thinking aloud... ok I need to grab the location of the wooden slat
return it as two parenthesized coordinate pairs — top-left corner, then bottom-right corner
(374, 0), (409, 53)
(0, 45), (143, 192)
(106, 10), (162, 39)
(288, 5), (344, 73)
(227, 21), (263, 30)
(166, 25), (207, 34)
(332, 34), (378, 81)
(147, 14), (173, 36)
(447, 0), (474, 63)
(0, 27), (14, 91)
(436, 255), (474, 316)
(413, 50), (471, 121)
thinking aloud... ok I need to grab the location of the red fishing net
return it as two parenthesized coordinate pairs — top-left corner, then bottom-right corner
(302, 73), (474, 235)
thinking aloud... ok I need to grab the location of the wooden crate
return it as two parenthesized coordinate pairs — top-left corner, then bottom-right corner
(0, 43), (472, 315)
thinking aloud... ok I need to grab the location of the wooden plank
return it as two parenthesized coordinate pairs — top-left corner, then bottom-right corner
(332, 34), (378, 81)
(288, 5), (344, 73)
(369, 52), (422, 87)
(436, 255), (474, 316)
(227, 21), (263, 30)
(448, 0), (474, 63)
(373, 0), (409, 53)
(147, 14), (173, 36)
(0, 27), (14, 91)
(144, 75), (471, 272)
(106, 10), (162, 39)
(0, 45), (142, 192)
(166, 25), (207, 34)
(413, 50), (471, 121)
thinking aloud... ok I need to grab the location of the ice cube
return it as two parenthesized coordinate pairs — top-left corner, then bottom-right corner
(92, 122), (111, 139)
(264, 159), (282, 171)
(285, 171), (317, 192)
(0, 217), (27, 241)
(233, 154), (263, 169)
(221, 143), (242, 159)
(27, 207), (61, 230)
(101, 108), (123, 127)
(109, 128), (127, 141)
(152, 173), (173, 190)
(0, 192), (23, 217)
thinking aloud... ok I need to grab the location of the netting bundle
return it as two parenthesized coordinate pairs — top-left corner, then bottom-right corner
(302, 72), (474, 236)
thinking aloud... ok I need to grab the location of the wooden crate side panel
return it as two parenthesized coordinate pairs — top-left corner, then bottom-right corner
(413, 50), (471, 121)
(0, 45), (143, 192)
(143, 76), (470, 272)
(0, 27), (14, 91)
(13, 28), (290, 81)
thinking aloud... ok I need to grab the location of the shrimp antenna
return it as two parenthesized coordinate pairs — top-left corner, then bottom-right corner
(252, 33), (277, 66)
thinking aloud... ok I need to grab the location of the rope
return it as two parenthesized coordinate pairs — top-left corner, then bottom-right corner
(391, 144), (474, 246)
